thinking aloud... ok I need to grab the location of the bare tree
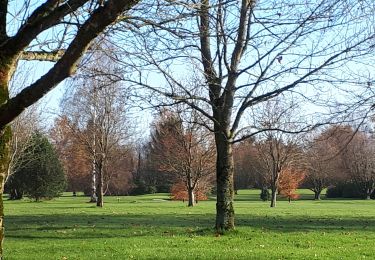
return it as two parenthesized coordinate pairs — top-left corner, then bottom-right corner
(254, 99), (304, 207)
(62, 53), (131, 207)
(343, 130), (375, 199)
(304, 133), (340, 200)
(150, 109), (215, 206)
(116, 0), (374, 231)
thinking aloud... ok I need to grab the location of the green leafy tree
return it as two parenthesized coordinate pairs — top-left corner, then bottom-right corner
(10, 132), (66, 201)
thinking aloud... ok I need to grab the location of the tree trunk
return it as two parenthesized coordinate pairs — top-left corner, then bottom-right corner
(187, 173), (195, 207)
(270, 187), (277, 208)
(0, 128), (10, 258)
(188, 187), (195, 207)
(96, 168), (104, 207)
(0, 58), (13, 259)
(89, 171), (97, 203)
(314, 190), (321, 200)
(215, 134), (235, 233)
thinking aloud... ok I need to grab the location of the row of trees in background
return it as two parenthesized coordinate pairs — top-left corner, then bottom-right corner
(234, 125), (375, 204)
(7, 104), (375, 207)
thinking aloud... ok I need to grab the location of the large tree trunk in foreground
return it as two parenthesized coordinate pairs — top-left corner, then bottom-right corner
(0, 55), (15, 259)
(0, 127), (10, 259)
(215, 134), (235, 233)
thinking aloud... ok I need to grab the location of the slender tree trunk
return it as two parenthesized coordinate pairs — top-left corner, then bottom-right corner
(270, 187), (277, 208)
(187, 174), (195, 207)
(215, 134), (235, 233)
(90, 171), (97, 202)
(90, 119), (97, 203)
(96, 161), (104, 207)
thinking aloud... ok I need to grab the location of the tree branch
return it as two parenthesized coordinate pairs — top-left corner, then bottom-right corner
(0, 0), (7, 41)
(3, 0), (87, 54)
(0, 0), (139, 127)
(19, 50), (65, 62)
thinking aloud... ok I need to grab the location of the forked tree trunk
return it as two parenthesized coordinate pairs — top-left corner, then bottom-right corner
(365, 188), (372, 200)
(270, 187), (277, 208)
(188, 187), (195, 207)
(215, 134), (235, 233)
(314, 190), (321, 200)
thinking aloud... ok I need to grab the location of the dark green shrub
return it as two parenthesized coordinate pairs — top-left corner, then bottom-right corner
(8, 132), (66, 201)
(326, 182), (362, 199)
(260, 188), (270, 201)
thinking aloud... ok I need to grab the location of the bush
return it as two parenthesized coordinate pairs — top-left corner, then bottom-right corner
(326, 182), (362, 199)
(130, 181), (157, 195)
(260, 188), (270, 201)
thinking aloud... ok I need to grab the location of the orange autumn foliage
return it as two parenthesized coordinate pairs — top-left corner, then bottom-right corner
(278, 167), (305, 202)
(170, 182), (209, 201)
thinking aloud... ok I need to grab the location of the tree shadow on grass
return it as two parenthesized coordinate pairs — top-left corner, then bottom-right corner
(5, 212), (375, 240)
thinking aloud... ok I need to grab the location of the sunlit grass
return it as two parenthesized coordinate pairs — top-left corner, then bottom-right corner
(4, 190), (375, 259)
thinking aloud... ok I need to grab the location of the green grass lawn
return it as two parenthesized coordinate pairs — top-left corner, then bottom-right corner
(4, 190), (375, 259)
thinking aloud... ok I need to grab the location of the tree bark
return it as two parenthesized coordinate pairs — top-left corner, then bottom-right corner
(215, 134), (235, 233)
(270, 187), (277, 208)
(96, 160), (104, 207)
(0, 55), (14, 259)
(187, 173), (195, 207)
(187, 187), (195, 207)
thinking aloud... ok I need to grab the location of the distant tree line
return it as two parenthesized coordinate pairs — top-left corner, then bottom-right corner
(234, 125), (375, 202)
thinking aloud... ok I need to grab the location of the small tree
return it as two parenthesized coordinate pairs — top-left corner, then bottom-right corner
(170, 181), (210, 202)
(278, 168), (305, 203)
(9, 132), (66, 201)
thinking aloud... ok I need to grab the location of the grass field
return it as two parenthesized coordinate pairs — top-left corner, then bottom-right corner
(4, 190), (375, 259)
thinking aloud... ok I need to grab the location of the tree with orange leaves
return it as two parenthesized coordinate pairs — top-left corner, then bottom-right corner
(150, 109), (215, 207)
(170, 182), (210, 202)
(278, 168), (305, 203)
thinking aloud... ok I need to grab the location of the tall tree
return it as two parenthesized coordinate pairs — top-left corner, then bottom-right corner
(62, 52), (132, 207)
(50, 116), (91, 195)
(0, 1), (139, 254)
(150, 110), (215, 207)
(254, 100), (304, 207)
(120, 0), (374, 231)
(342, 130), (375, 199)
(304, 131), (342, 200)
